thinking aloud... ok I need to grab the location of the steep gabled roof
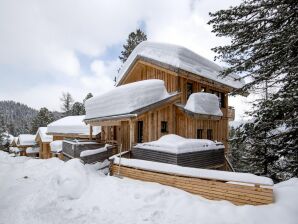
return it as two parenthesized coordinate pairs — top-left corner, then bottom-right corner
(116, 41), (245, 89)
(35, 127), (53, 143)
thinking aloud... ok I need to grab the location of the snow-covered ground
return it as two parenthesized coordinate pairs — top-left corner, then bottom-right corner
(0, 151), (297, 224)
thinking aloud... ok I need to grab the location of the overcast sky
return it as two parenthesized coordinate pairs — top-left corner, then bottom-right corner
(0, 0), (253, 121)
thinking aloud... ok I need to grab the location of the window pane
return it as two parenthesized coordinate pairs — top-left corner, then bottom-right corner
(207, 129), (213, 140)
(197, 129), (203, 139)
(187, 83), (193, 99)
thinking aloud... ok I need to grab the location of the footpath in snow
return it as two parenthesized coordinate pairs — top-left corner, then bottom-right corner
(0, 151), (297, 224)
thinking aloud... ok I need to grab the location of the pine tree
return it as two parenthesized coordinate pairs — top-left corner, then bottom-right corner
(83, 93), (93, 103)
(119, 28), (147, 63)
(70, 102), (85, 115)
(60, 92), (74, 116)
(0, 114), (7, 150)
(208, 0), (298, 182)
(30, 107), (55, 133)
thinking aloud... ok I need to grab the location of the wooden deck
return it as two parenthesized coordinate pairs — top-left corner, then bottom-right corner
(110, 161), (273, 206)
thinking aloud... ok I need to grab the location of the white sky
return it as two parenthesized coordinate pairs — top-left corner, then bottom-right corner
(0, 0), (252, 120)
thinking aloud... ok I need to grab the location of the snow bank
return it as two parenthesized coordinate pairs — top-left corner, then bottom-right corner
(9, 147), (20, 153)
(111, 156), (273, 186)
(50, 140), (63, 153)
(85, 79), (171, 120)
(17, 134), (36, 146)
(0, 151), (297, 224)
(52, 159), (88, 199)
(136, 134), (224, 154)
(80, 145), (108, 157)
(116, 41), (245, 89)
(26, 147), (40, 154)
(185, 92), (223, 116)
(35, 127), (53, 142)
(47, 115), (101, 135)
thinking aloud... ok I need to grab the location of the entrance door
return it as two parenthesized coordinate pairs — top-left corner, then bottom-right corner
(137, 121), (143, 143)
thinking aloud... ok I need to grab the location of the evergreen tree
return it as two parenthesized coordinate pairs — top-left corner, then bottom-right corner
(0, 114), (7, 150)
(83, 93), (93, 103)
(208, 0), (298, 182)
(119, 28), (147, 63)
(60, 92), (74, 116)
(30, 107), (55, 133)
(70, 102), (85, 115)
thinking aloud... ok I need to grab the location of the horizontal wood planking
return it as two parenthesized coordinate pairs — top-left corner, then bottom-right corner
(111, 164), (273, 206)
(131, 147), (225, 169)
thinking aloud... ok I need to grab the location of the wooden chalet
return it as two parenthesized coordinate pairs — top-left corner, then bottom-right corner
(46, 115), (101, 159)
(35, 127), (53, 159)
(16, 134), (36, 156)
(84, 42), (244, 155)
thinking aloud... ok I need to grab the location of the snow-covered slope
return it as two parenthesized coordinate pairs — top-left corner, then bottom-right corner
(85, 79), (171, 120)
(116, 41), (245, 89)
(0, 151), (297, 224)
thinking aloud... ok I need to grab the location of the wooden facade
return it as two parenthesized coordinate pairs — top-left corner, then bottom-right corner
(92, 59), (233, 154)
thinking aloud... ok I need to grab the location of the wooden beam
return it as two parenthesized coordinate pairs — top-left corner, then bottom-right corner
(89, 125), (93, 140)
(129, 120), (135, 150)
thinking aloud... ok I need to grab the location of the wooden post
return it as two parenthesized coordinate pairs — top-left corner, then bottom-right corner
(89, 125), (93, 140)
(129, 120), (135, 150)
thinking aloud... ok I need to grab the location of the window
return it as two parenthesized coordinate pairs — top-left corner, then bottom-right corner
(201, 86), (206, 92)
(137, 121), (143, 143)
(220, 93), (225, 108)
(207, 129), (213, 140)
(161, 121), (168, 133)
(186, 82), (193, 99)
(197, 129), (203, 139)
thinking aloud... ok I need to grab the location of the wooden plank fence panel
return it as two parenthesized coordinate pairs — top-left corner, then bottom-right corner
(111, 164), (273, 206)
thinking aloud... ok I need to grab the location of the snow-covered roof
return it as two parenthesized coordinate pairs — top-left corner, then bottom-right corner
(47, 116), (101, 135)
(35, 127), (53, 143)
(184, 92), (223, 117)
(17, 134), (36, 146)
(116, 41), (245, 89)
(85, 79), (175, 120)
(136, 134), (224, 154)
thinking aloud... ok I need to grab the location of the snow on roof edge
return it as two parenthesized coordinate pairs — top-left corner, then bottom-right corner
(116, 41), (245, 89)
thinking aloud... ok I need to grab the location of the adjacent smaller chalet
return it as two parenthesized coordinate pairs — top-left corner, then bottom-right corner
(47, 115), (101, 160)
(35, 127), (53, 159)
(10, 137), (18, 147)
(17, 134), (36, 156)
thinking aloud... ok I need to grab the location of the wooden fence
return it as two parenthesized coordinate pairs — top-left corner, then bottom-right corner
(110, 163), (273, 206)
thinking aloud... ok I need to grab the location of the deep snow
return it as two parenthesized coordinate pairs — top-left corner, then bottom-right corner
(0, 151), (297, 224)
